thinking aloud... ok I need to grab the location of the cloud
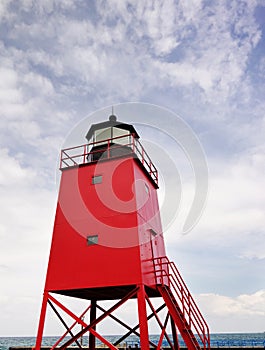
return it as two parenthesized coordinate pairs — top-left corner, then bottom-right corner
(258, 56), (265, 78)
(0, 148), (37, 186)
(0, 149), (54, 239)
(2, 0), (261, 105)
(0, 153), (55, 326)
(165, 149), (265, 259)
(197, 290), (265, 332)
(0, 63), (24, 116)
(0, 0), (11, 20)
(198, 290), (265, 317)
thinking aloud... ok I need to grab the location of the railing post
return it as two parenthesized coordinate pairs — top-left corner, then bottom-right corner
(181, 286), (185, 317)
(107, 139), (110, 159)
(132, 134), (135, 154)
(60, 150), (63, 169)
(83, 145), (86, 164)
(188, 294), (191, 327)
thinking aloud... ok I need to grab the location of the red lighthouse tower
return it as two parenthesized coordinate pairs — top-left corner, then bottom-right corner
(35, 115), (210, 350)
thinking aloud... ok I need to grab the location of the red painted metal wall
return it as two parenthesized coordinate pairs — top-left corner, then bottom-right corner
(45, 155), (166, 294)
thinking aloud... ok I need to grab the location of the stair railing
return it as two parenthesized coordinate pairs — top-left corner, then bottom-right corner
(153, 256), (210, 350)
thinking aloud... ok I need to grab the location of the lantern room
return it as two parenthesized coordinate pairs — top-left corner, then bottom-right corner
(85, 115), (140, 162)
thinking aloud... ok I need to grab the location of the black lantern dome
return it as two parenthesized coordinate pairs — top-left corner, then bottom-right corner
(86, 115), (139, 143)
(85, 115), (139, 162)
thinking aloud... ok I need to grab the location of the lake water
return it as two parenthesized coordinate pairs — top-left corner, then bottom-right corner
(0, 333), (265, 350)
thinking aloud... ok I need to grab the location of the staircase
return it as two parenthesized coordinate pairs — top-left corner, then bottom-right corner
(153, 257), (210, 350)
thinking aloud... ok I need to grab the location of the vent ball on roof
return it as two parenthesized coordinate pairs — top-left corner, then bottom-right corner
(109, 115), (117, 122)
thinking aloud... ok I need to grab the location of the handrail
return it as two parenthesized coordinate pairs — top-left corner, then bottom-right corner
(59, 134), (158, 185)
(153, 256), (210, 350)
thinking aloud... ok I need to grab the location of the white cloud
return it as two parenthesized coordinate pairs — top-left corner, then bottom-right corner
(161, 129), (265, 263)
(0, 0), (11, 20)
(258, 56), (265, 78)
(0, 153), (52, 255)
(0, 149), (54, 240)
(198, 290), (265, 317)
(197, 290), (265, 332)
(139, 0), (180, 56)
(0, 148), (37, 186)
(0, 149), (56, 335)
(0, 67), (18, 89)
(188, 154), (264, 255)
(3, 0), (260, 104)
(0, 66), (24, 116)
(202, 152), (265, 236)
(22, 72), (55, 96)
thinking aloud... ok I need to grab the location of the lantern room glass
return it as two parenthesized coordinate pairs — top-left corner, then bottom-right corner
(93, 127), (130, 146)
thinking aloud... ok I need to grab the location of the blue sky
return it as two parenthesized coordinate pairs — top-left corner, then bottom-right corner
(0, 0), (265, 336)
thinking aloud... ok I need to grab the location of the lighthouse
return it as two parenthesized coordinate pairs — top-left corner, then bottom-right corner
(35, 115), (210, 350)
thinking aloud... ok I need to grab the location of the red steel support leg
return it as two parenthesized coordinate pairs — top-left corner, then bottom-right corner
(89, 300), (97, 350)
(137, 285), (149, 350)
(35, 291), (49, 350)
(170, 315), (179, 350)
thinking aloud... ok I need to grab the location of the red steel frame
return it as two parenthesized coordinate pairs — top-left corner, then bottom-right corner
(35, 256), (210, 350)
(35, 284), (181, 350)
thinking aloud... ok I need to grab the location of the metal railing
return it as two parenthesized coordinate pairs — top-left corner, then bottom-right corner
(60, 133), (158, 185)
(153, 256), (210, 350)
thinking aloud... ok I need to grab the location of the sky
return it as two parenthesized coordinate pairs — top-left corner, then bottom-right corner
(0, 0), (265, 337)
